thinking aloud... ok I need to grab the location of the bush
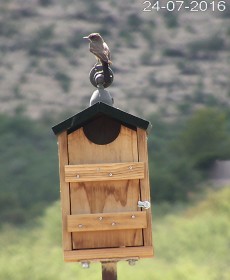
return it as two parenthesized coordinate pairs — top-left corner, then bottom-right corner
(1, 108), (229, 225)
(188, 34), (225, 56)
(1, 188), (230, 280)
(127, 13), (142, 30)
(0, 21), (18, 37)
(39, 0), (53, 6)
(54, 71), (72, 93)
(0, 114), (59, 225)
(27, 25), (54, 56)
(119, 30), (137, 48)
(178, 108), (230, 168)
(140, 51), (153, 65)
(148, 108), (230, 202)
(163, 11), (179, 28)
(148, 115), (201, 202)
(141, 26), (155, 48)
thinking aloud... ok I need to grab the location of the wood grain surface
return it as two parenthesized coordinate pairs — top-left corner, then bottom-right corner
(58, 131), (72, 250)
(65, 162), (144, 182)
(64, 246), (153, 262)
(67, 125), (143, 249)
(137, 128), (153, 249)
(67, 211), (147, 232)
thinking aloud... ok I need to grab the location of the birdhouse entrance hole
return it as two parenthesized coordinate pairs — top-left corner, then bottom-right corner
(83, 115), (121, 145)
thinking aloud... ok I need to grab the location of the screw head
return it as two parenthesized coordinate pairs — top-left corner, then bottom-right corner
(129, 166), (133, 170)
(128, 259), (137, 266)
(78, 224), (83, 228)
(131, 215), (136, 219)
(76, 174), (80, 178)
(81, 262), (90, 269)
(111, 222), (116, 226)
(99, 216), (103, 221)
(109, 173), (113, 177)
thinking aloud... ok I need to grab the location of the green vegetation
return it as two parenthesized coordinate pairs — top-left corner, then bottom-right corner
(178, 108), (230, 168)
(163, 11), (179, 29)
(54, 71), (72, 93)
(0, 0), (229, 116)
(0, 187), (229, 280)
(188, 34), (225, 57)
(140, 50), (153, 65)
(1, 107), (229, 225)
(0, 20), (18, 37)
(148, 107), (230, 201)
(127, 13), (143, 31)
(119, 30), (137, 48)
(27, 25), (55, 56)
(0, 113), (58, 224)
(0, 1), (229, 277)
(39, 0), (53, 6)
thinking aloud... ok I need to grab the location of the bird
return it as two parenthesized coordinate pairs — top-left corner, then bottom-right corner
(83, 33), (112, 85)
(83, 33), (112, 66)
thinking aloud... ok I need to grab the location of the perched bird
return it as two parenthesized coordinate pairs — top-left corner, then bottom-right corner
(83, 33), (112, 66)
(84, 33), (113, 104)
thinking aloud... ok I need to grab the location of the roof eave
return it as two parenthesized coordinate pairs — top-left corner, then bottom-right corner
(52, 102), (151, 136)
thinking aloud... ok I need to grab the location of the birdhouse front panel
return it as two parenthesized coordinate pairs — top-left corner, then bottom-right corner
(67, 125), (143, 250)
(53, 102), (153, 262)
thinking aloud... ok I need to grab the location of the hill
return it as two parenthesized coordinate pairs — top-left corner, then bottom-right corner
(0, 0), (229, 119)
(0, 186), (229, 280)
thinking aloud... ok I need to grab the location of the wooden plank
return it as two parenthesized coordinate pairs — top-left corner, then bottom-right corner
(67, 211), (147, 232)
(57, 131), (72, 251)
(68, 125), (143, 249)
(137, 128), (153, 250)
(64, 246), (153, 262)
(65, 162), (144, 182)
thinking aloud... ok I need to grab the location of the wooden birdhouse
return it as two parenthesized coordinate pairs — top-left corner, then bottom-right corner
(52, 102), (153, 263)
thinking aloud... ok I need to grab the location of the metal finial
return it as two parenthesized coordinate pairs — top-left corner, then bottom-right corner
(89, 64), (114, 107)
(89, 64), (114, 88)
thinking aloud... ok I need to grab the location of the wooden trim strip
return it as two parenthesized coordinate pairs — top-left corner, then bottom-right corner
(57, 131), (72, 250)
(137, 128), (153, 248)
(67, 211), (147, 232)
(64, 246), (153, 262)
(65, 162), (144, 182)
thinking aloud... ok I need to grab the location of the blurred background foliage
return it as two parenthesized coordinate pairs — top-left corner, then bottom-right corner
(0, 187), (229, 279)
(0, 113), (59, 224)
(0, 0), (230, 279)
(0, 107), (229, 224)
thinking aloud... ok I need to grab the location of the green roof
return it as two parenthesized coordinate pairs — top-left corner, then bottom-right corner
(52, 102), (151, 135)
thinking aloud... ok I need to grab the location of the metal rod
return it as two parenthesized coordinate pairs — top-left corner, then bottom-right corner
(101, 261), (117, 280)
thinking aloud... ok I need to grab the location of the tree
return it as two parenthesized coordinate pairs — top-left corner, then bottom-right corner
(148, 114), (201, 202)
(180, 108), (230, 168)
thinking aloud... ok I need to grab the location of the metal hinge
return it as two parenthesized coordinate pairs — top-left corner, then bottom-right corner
(138, 200), (151, 209)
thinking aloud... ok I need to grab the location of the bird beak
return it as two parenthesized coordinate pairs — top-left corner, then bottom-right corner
(83, 36), (89, 39)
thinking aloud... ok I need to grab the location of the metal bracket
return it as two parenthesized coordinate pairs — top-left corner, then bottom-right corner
(138, 200), (151, 209)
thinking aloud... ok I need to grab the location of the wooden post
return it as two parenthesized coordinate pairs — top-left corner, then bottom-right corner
(101, 262), (117, 280)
